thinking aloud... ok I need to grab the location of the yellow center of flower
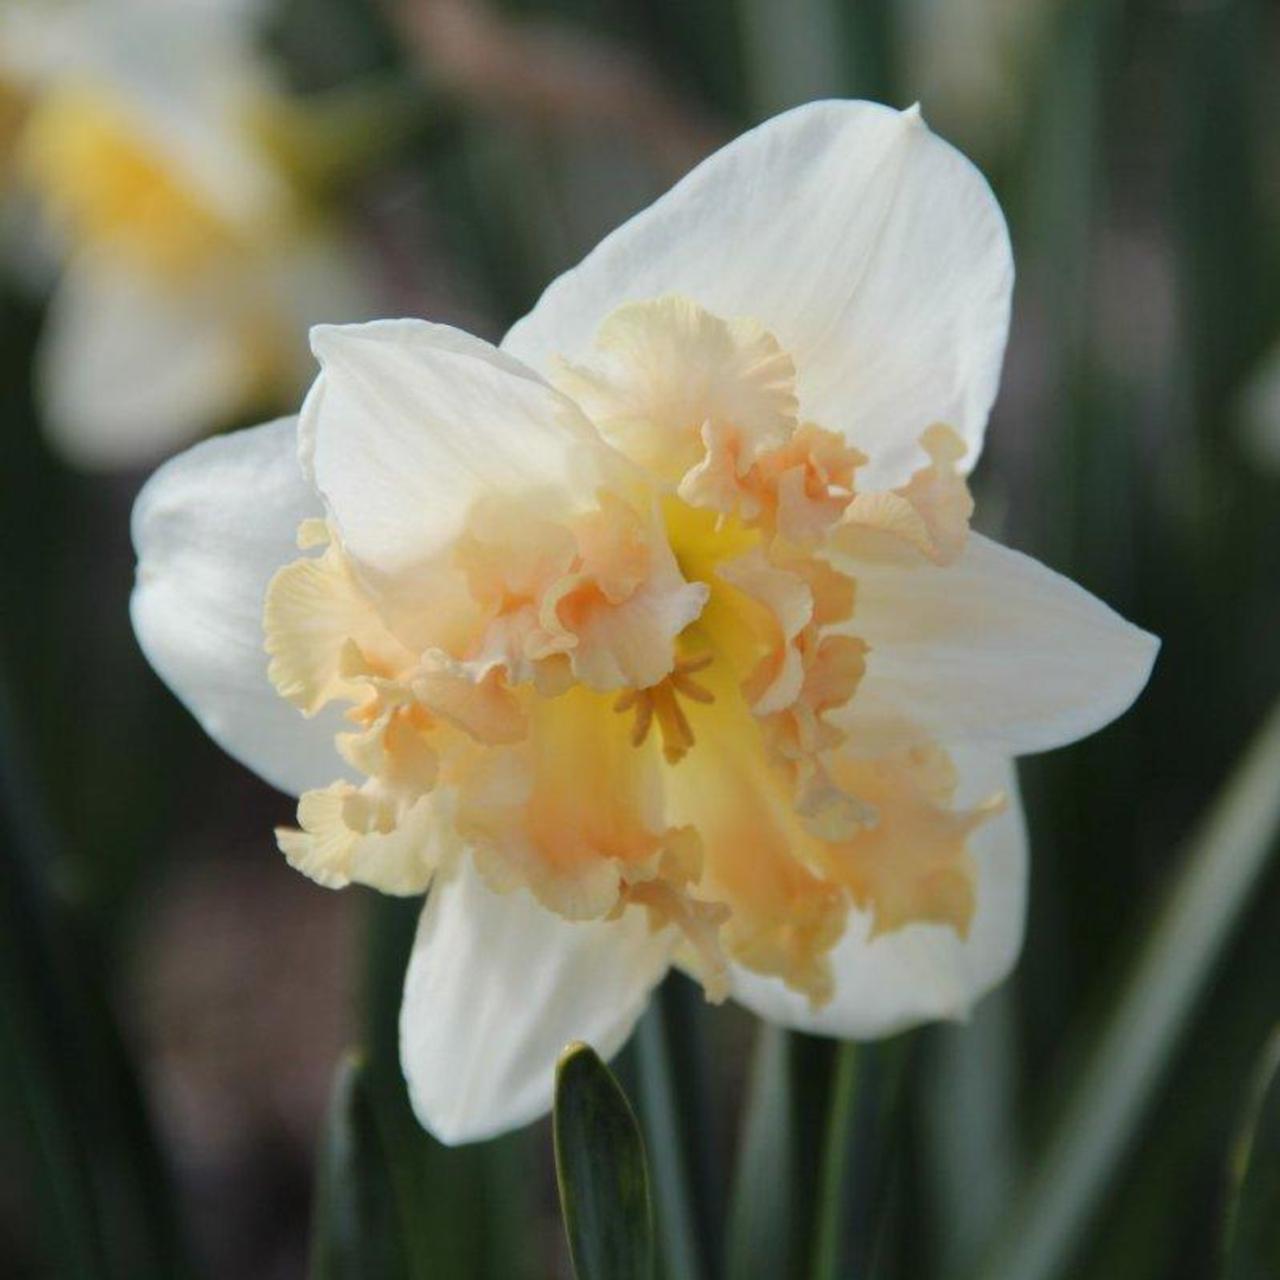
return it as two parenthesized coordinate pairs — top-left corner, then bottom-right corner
(265, 295), (1002, 1008)
(18, 85), (237, 278)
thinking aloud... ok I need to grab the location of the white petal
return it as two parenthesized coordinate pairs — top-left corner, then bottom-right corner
(39, 251), (249, 468)
(730, 746), (1025, 1037)
(504, 100), (1012, 488)
(302, 319), (616, 588)
(399, 859), (674, 1144)
(845, 532), (1159, 755)
(131, 417), (350, 797)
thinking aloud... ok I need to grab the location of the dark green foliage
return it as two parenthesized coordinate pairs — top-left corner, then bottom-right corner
(555, 1043), (655, 1280)
(1223, 1030), (1280, 1280)
(310, 1053), (401, 1280)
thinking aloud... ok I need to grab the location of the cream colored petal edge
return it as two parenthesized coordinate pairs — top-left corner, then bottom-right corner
(38, 251), (249, 469)
(399, 859), (675, 1145)
(130, 417), (351, 798)
(301, 319), (615, 588)
(729, 746), (1026, 1037)
(846, 531), (1160, 756)
(503, 99), (1013, 489)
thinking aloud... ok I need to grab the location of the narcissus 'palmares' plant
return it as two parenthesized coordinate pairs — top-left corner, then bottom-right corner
(131, 100), (1157, 1144)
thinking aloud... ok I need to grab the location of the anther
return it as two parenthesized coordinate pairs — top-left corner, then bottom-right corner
(614, 653), (715, 763)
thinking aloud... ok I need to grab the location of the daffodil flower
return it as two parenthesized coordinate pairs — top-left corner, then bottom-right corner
(1, 0), (369, 468)
(132, 101), (1157, 1144)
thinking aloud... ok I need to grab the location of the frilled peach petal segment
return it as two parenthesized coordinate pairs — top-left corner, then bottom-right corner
(456, 685), (730, 998)
(756, 424), (866, 544)
(838, 423), (974, 565)
(276, 784), (441, 894)
(821, 743), (1004, 938)
(683, 421), (866, 544)
(715, 548), (814, 716)
(553, 296), (871, 552)
(727, 748), (1027, 1040)
(264, 523), (531, 897)
(460, 687), (672, 918)
(265, 521), (414, 715)
(539, 494), (709, 691)
(456, 491), (708, 692)
(661, 676), (848, 1007)
(554, 295), (798, 484)
(677, 508), (870, 845)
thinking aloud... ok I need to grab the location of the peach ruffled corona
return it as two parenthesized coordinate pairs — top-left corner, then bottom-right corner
(266, 294), (1003, 1012)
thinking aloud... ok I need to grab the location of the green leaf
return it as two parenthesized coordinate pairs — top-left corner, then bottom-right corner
(555, 1041), (655, 1280)
(633, 979), (718, 1280)
(809, 1038), (911, 1280)
(309, 1050), (402, 1280)
(1223, 1027), (1280, 1280)
(810, 1041), (862, 1280)
(0, 680), (192, 1279)
(727, 1024), (795, 1280)
(976, 698), (1280, 1280)
(921, 993), (1021, 1279)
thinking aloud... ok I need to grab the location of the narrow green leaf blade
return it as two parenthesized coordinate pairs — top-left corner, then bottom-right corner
(809, 1037), (911, 1280)
(0, 682), (192, 1278)
(1223, 1028), (1280, 1280)
(634, 976), (719, 1280)
(977, 698), (1280, 1280)
(309, 1049), (402, 1280)
(555, 1041), (654, 1280)
(727, 1023), (795, 1280)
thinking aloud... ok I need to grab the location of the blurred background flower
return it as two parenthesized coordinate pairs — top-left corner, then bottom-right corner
(0, 0), (374, 468)
(2, 1), (1279, 1279)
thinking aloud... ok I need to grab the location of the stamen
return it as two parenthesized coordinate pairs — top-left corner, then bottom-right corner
(652, 685), (694, 763)
(614, 654), (715, 764)
(669, 653), (715, 702)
